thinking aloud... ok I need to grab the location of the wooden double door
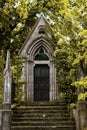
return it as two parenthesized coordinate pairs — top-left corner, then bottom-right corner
(34, 64), (49, 101)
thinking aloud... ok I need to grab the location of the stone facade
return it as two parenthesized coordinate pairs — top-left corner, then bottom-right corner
(19, 16), (58, 102)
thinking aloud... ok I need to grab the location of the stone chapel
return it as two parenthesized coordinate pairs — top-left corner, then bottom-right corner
(1, 15), (87, 130)
(19, 16), (57, 102)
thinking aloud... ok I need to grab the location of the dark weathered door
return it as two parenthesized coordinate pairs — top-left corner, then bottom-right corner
(34, 64), (49, 101)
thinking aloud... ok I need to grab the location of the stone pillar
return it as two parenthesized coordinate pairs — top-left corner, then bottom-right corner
(2, 50), (12, 130)
(21, 59), (26, 101)
(77, 52), (84, 95)
(49, 61), (57, 101)
(74, 52), (87, 130)
(73, 101), (87, 130)
(73, 108), (80, 130)
(77, 101), (87, 130)
(27, 60), (34, 101)
(0, 110), (2, 130)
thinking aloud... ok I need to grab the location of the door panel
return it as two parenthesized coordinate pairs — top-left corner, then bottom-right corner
(34, 64), (49, 101)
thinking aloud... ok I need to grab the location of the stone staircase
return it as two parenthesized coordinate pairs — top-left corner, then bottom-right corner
(11, 102), (76, 130)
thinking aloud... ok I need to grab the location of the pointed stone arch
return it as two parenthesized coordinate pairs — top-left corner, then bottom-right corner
(27, 37), (53, 61)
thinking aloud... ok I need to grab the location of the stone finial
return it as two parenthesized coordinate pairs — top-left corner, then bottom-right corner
(40, 12), (44, 18)
(5, 50), (11, 72)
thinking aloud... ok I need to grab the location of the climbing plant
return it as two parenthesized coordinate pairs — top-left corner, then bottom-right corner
(11, 55), (23, 103)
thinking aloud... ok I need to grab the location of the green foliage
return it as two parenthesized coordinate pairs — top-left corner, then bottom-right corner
(50, 0), (87, 102)
(0, 0), (40, 104)
(73, 76), (87, 100)
(11, 56), (23, 103)
(0, 50), (5, 108)
(74, 76), (87, 89)
(0, 0), (39, 54)
(53, 43), (77, 103)
(78, 92), (87, 101)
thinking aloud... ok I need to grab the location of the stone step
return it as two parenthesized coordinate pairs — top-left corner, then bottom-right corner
(11, 103), (75, 130)
(12, 117), (72, 122)
(11, 125), (75, 130)
(12, 110), (68, 115)
(11, 121), (75, 126)
(12, 105), (67, 109)
(18, 101), (67, 106)
(12, 113), (70, 118)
